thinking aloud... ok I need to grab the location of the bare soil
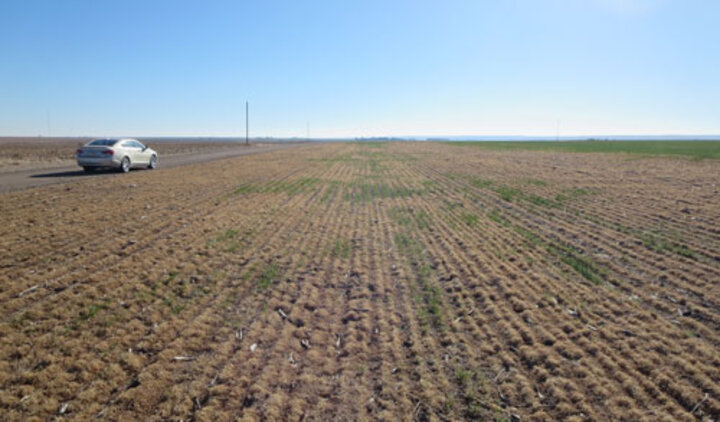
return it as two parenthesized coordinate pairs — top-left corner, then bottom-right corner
(1, 142), (718, 420)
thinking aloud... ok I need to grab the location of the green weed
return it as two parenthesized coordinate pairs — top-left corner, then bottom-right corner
(394, 233), (423, 256)
(233, 184), (258, 194)
(163, 297), (185, 315)
(389, 207), (432, 229)
(488, 209), (510, 226)
(234, 178), (321, 195)
(554, 187), (593, 203)
(638, 232), (697, 259)
(258, 264), (281, 289)
(453, 366), (491, 419)
(524, 178), (549, 186)
(601, 219), (697, 260)
(460, 212), (479, 226)
(349, 183), (424, 202)
(163, 271), (179, 286)
(512, 225), (541, 245)
(456, 367), (471, 386)
(332, 238), (351, 259)
(494, 186), (523, 202)
(547, 244), (607, 285)
(527, 194), (558, 208)
(469, 177), (493, 189)
(81, 302), (109, 321)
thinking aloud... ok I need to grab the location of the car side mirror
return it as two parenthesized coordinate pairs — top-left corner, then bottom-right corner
(142, 146), (148, 151)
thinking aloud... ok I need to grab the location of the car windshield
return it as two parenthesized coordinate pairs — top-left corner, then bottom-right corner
(88, 139), (117, 146)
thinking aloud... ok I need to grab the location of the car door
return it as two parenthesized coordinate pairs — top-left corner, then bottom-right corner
(119, 141), (134, 165)
(116, 141), (131, 164)
(135, 141), (152, 164)
(127, 141), (146, 165)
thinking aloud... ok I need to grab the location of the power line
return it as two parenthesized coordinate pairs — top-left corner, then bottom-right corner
(46, 109), (52, 138)
(556, 119), (560, 141)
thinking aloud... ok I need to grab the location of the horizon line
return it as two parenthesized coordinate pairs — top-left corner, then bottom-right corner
(2, 134), (720, 141)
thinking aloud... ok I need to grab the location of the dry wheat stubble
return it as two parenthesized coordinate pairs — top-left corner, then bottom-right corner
(1, 142), (719, 420)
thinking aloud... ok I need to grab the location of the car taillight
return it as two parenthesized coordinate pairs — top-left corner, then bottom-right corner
(102, 149), (114, 155)
(76, 149), (83, 155)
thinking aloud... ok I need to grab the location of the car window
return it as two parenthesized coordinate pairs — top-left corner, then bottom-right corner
(88, 139), (117, 146)
(135, 141), (146, 149)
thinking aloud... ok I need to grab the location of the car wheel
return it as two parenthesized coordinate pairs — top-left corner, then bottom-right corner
(120, 157), (131, 173)
(83, 166), (95, 172)
(148, 155), (157, 169)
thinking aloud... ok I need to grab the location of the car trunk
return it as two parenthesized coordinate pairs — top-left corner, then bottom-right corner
(77, 146), (114, 158)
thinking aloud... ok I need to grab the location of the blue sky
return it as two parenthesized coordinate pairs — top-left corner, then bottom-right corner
(1, 0), (718, 138)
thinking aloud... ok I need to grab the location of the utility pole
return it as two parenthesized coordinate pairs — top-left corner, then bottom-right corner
(556, 119), (560, 142)
(46, 109), (52, 138)
(245, 101), (249, 145)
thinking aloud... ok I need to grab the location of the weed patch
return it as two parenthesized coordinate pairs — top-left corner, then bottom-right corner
(554, 187), (594, 204)
(638, 232), (697, 259)
(389, 207), (432, 229)
(494, 186), (523, 202)
(348, 183), (425, 202)
(235, 178), (321, 196)
(524, 178), (549, 186)
(469, 177), (494, 189)
(258, 263), (281, 289)
(216, 229), (238, 242)
(488, 209), (510, 226)
(394, 231), (445, 332)
(81, 302), (109, 321)
(331, 238), (351, 259)
(454, 366), (492, 419)
(460, 212), (478, 226)
(546, 244), (607, 285)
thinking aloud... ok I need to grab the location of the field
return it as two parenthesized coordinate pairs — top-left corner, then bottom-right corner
(1, 142), (719, 420)
(446, 140), (720, 160)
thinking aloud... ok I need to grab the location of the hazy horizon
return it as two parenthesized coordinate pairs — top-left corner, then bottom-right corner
(4, 134), (720, 142)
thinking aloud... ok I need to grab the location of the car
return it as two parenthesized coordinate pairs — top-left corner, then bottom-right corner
(76, 138), (158, 173)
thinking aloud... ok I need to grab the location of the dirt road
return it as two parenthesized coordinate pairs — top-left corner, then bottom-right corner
(0, 143), (305, 193)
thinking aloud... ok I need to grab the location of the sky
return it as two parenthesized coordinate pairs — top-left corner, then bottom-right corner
(1, 0), (719, 138)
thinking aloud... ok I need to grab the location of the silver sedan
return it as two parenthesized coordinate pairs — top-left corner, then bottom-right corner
(76, 138), (158, 173)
